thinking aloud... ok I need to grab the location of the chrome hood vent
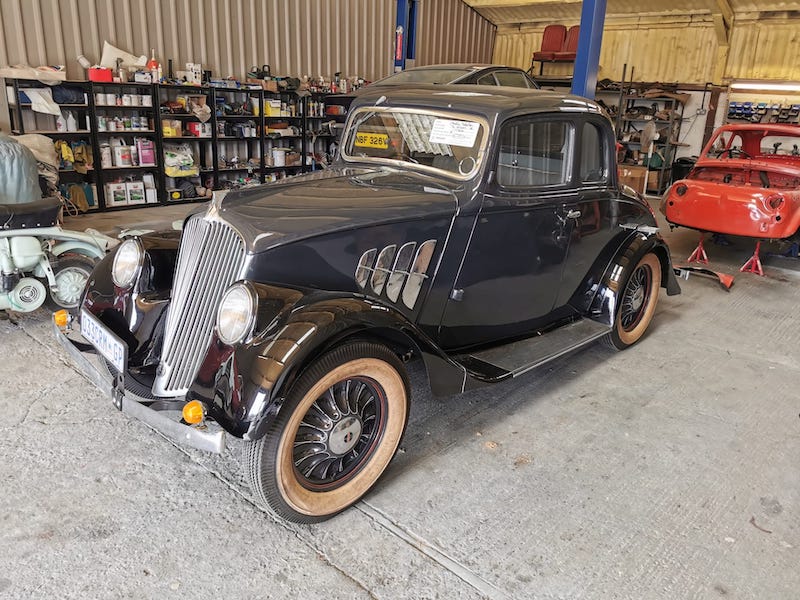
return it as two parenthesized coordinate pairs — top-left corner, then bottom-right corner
(152, 215), (246, 397)
(355, 240), (437, 309)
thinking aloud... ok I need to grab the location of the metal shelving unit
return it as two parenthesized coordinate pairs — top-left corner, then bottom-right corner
(5, 78), (341, 211)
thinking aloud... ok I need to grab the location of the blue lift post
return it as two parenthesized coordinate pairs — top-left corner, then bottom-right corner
(394, 0), (417, 72)
(571, 0), (607, 99)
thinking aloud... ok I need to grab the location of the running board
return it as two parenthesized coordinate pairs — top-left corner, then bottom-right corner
(455, 319), (611, 381)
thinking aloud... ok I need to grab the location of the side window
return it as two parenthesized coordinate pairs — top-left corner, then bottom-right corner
(476, 74), (497, 86)
(497, 119), (573, 188)
(495, 71), (530, 88)
(580, 122), (608, 183)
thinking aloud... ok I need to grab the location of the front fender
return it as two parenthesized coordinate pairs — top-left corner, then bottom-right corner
(190, 289), (466, 440)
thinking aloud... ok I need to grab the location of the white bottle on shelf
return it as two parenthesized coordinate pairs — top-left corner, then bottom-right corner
(65, 111), (77, 132)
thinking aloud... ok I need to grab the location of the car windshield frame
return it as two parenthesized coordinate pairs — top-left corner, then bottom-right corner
(341, 106), (490, 180)
(707, 128), (800, 159)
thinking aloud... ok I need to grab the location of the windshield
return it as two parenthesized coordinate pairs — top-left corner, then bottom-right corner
(373, 68), (470, 85)
(708, 129), (800, 159)
(342, 107), (487, 178)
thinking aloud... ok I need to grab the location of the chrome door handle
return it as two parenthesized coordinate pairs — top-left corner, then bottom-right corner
(566, 209), (582, 219)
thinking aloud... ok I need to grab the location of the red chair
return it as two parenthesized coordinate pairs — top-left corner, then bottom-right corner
(554, 25), (580, 62)
(531, 24), (566, 74)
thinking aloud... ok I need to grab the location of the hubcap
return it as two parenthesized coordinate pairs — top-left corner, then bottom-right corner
(620, 265), (652, 331)
(328, 416), (363, 455)
(55, 268), (89, 307)
(293, 378), (384, 489)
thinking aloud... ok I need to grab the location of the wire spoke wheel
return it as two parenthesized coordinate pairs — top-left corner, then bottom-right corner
(603, 252), (661, 350)
(245, 342), (409, 523)
(619, 264), (651, 332)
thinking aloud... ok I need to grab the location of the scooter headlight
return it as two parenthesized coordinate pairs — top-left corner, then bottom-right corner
(112, 239), (143, 288)
(216, 282), (257, 345)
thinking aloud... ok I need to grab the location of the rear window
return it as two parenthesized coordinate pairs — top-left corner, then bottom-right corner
(494, 71), (534, 88)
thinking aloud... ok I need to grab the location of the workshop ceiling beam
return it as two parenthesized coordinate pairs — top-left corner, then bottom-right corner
(710, 0), (734, 84)
(467, 0), (582, 7)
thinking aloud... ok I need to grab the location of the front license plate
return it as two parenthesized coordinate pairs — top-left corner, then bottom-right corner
(354, 132), (389, 149)
(80, 309), (127, 374)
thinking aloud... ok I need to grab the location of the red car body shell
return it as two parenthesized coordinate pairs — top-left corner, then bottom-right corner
(662, 123), (800, 239)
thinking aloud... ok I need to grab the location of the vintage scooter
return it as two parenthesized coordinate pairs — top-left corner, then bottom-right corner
(1, 197), (116, 312)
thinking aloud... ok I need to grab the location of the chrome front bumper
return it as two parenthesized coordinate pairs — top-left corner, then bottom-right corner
(53, 321), (226, 454)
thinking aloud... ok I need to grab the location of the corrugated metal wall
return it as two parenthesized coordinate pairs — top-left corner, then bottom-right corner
(0, 0), (396, 83)
(415, 0), (496, 65)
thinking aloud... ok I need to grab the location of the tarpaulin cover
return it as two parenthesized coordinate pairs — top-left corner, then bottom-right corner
(0, 134), (42, 205)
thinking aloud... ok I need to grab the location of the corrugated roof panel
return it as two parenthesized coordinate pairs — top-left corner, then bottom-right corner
(468, 0), (800, 25)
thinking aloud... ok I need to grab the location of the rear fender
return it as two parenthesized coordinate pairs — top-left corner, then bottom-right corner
(583, 233), (680, 326)
(52, 240), (105, 260)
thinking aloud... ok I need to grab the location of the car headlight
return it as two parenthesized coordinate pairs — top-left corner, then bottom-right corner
(112, 239), (143, 288)
(216, 282), (257, 345)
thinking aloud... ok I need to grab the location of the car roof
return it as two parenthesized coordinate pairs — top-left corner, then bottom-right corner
(398, 63), (501, 71)
(369, 64), (534, 86)
(713, 123), (800, 136)
(349, 84), (604, 121)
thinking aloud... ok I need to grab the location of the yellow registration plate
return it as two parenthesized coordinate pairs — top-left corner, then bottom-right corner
(354, 132), (389, 149)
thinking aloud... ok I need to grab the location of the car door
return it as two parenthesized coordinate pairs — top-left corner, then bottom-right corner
(438, 115), (617, 350)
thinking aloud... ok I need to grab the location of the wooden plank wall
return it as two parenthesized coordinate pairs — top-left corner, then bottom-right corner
(495, 13), (800, 84)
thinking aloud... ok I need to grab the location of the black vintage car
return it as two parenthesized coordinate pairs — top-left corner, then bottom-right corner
(57, 85), (680, 523)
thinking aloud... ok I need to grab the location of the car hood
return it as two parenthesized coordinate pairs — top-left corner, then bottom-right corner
(213, 167), (460, 253)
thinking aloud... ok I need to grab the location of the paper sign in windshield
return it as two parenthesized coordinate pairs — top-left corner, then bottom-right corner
(429, 119), (480, 148)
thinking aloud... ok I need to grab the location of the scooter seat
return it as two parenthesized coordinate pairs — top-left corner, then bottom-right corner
(0, 197), (62, 230)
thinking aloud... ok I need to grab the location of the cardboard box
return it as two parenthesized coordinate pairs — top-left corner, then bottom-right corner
(246, 78), (279, 92)
(265, 99), (282, 116)
(105, 183), (128, 207)
(112, 146), (132, 167)
(136, 138), (156, 166)
(162, 119), (182, 137)
(126, 181), (146, 205)
(186, 122), (212, 137)
(646, 169), (667, 192)
(186, 63), (203, 85)
(618, 165), (647, 193)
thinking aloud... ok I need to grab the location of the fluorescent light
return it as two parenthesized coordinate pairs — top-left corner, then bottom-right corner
(730, 81), (800, 92)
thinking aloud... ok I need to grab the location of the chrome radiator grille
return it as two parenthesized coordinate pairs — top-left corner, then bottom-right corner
(152, 216), (245, 397)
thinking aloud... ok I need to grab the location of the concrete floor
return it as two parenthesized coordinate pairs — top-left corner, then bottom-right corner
(1, 198), (798, 599)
